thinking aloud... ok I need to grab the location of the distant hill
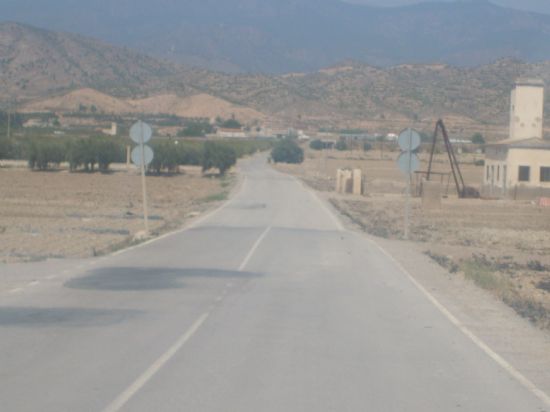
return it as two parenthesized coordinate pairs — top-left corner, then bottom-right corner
(3, 0), (550, 73)
(0, 22), (181, 101)
(23, 89), (266, 123)
(4, 22), (550, 137)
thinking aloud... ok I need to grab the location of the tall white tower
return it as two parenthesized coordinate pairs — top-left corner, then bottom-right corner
(509, 78), (544, 141)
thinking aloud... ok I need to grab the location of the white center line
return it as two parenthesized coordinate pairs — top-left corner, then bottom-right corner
(102, 223), (272, 412)
(238, 226), (271, 271)
(102, 312), (210, 412)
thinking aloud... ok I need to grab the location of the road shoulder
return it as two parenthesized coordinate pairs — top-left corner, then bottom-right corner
(309, 185), (550, 402)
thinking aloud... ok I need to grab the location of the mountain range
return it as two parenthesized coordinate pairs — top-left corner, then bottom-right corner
(3, 0), (550, 73)
(2, 21), (550, 137)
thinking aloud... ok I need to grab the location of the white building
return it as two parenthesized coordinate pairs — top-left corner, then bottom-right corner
(216, 127), (247, 139)
(101, 122), (118, 136)
(482, 78), (550, 199)
(509, 78), (544, 142)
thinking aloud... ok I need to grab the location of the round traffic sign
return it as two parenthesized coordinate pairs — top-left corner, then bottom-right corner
(130, 121), (153, 144)
(131, 145), (154, 167)
(398, 128), (421, 152)
(397, 151), (420, 175)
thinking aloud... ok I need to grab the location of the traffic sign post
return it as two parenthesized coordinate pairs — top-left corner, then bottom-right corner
(130, 121), (154, 234)
(397, 128), (421, 240)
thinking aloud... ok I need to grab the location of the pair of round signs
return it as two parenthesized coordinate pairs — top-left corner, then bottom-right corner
(397, 128), (421, 175)
(130, 121), (154, 166)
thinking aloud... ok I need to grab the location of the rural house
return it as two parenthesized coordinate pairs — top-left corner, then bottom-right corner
(483, 78), (550, 199)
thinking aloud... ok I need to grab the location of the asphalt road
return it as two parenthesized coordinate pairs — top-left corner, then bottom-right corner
(0, 156), (548, 411)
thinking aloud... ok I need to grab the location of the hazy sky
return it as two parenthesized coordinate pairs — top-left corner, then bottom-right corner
(345, 0), (550, 15)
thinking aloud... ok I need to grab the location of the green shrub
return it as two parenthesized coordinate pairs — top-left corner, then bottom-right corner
(178, 145), (203, 166)
(472, 133), (485, 145)
(335, 140), (348, 151)
(66, 138), (95, 171)
(217, 117), (242, 129)
(202, 141), (237, 175)
(310, 139), (325, 150)
(0, 138), (11, 160)
(363, 142), (372, 151)
(150, 141), (180, 173)
(95, 138), (123, 172)
(27, 140), (65, 170)
(178, 120), (214, 137)
(271, 139), (304, 164)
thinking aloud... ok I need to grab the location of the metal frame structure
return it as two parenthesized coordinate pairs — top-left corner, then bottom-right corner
(426, 119), (472, 198)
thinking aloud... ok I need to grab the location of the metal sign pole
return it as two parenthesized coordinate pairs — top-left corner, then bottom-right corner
(404, 129), (412, 240)
(129, 120), (154, 235)
(6, 103), (11, 140)
(397, 128), (421, 241)
(139, 123), (149, 233)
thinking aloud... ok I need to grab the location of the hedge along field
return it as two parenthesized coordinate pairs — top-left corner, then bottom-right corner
(1, 135), (273, 174)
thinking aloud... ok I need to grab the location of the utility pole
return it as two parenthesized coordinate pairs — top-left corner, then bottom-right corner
(6, 102), (11, 140)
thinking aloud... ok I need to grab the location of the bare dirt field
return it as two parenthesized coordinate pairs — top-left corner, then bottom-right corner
(0, 163), (233, 263)
(276, 147), (550, 329)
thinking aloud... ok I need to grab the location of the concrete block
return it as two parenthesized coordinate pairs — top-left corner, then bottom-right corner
(422, 179), (442, 209)
(352, 169), (362, 195)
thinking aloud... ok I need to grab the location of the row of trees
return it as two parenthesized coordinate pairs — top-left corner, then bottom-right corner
(27, 137), (126, 171)
(310, 139), (372, 152)
(177, 117), (245, 138)
(17, 137), (272, 175)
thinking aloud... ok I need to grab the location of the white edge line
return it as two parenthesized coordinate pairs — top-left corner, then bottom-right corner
(275, 169), (344, 232)
(368, 237), (550, 407)
(102, 312), (210, 412)
(238, 226), (271, 271)
(110, 175), (247, 258)
(279, 161), (549, 405)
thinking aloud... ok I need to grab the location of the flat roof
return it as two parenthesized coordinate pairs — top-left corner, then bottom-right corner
(487, 137), (550, 150)
(515, 78), (544, 88)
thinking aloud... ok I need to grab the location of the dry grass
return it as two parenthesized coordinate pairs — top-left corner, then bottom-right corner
(0, 165), (233, 263)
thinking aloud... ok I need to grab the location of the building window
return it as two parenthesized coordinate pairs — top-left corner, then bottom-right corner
(518, 166), (530, 182)
(541, 167), (550, 182)
(497, 165), (500, 181)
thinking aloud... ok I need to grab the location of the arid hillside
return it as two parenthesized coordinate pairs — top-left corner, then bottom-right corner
(3, 22), (550, 135)
(23, 89), (266, 123)
(0, 22), (181, 101)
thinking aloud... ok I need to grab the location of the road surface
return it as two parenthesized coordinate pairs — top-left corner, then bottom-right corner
(0, 156), (548, 411)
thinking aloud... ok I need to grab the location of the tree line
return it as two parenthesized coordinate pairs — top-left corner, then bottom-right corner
(0, 136), (272, 176)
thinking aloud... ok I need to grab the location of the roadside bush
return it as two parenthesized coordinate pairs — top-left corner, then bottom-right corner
(0, 138), (12, 160)
(363, 142), (372, 151)
(178, 144), (203, 166)
(66, 137), (125, 172)
(178, 120), (214, 137)
(310, 139), (325, 150)
(27, 139), (65, 170)
(95, 138), (124, 172)
(150, 141), (180, 173)
(335, 140), (348, 151)
(472, 132), (485, 145)
(217, 117), (242, 129)
(271, 138), (304, 164)
(202, 141), (237, 175)
(66, 138), (95, 172)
